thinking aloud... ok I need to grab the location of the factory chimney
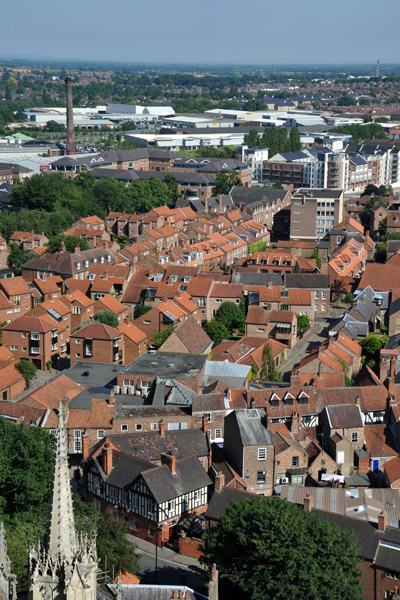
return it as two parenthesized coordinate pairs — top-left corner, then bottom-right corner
(64, 77), (75, 155)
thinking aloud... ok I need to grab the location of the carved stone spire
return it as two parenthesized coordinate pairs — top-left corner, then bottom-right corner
(29, 399), (97, 600)
(0, 522), (17, 600)
(47, 399), (76, 562)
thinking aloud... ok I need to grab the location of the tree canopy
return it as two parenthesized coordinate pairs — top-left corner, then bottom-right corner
(204, 320), (229, 346)
(202, 497), (362, 600)
(16, 359), (37, 387)
(213, 170), (243, 195)
(47, 234), (89, 254)
(215, 300), (245, 332)
(93, 310), (119, 328)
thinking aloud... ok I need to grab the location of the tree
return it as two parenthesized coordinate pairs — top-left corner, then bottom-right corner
(134, 304), (152, 319)
(215, 301), (245, 332)
(244, 129), (260, 147)
(47, 234), (89, 254)
(297, 314), (310, 335)
(7, 244), (34, 275)
(293, 260), (301, 273)
(363, 183), (380, 197)
(16, 359), (37, 388)
(344, 292), (354, 304)
(363, 333), (387, 370)
(289, 127), (301, 151)
(164, 173), (179, 203)
(202, 496), (362, 600)
(272, 181), (283, 189)
(260, 344), (282, 382)
(152, 325), (174, 349)
(73, 495), (140, 577)
(96, 513), (140, 576)
(204, 320), (229, 346)
(213, 170), (242, 195)
(93, 310), (119, 328)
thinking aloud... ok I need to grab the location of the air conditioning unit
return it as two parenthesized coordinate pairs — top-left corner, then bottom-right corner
(281, 477), (289, 484)
(135, 390), (141, 396)
(113, 385), (120, 394)
(128, 385), (135, 394)
(121, 386), (128, 394)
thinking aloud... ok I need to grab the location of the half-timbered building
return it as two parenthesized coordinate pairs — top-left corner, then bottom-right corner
(84, 443), (211, 545)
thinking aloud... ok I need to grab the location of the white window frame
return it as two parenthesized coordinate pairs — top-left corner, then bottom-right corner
(258, 448), (266, 460)
(97, 429), (105, 439)
(121, 424), (128, 432)
(351, 431), (359, 443)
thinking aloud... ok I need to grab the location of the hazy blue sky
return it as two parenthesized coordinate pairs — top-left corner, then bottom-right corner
(1, 0), (398, 65)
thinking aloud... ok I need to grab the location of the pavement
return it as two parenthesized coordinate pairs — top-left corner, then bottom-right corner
(277, 310), (346, 382)
(11, 368), (58, 401)
(126, 534), (207, 592)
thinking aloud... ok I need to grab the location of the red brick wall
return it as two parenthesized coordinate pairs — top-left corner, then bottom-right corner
(178, 535), (204, 559)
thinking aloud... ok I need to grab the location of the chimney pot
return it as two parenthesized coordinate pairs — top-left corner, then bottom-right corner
(215, 471), (225, 492)
(103, 442), (113, 475)
(159, 419), (165, 436)
(378, 509), (388, 531)
(202, 414), (209, 434)
(161, 452), (176, 474)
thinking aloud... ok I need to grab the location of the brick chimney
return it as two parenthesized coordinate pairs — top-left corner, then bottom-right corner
(82, 433), (90, 460)
(60, 240), (66, 253)
(159, 419), (165, 436)
(355, 396), (360, 406)
(291, 411), (300, 435)
(178, 591), (183, 599)
(108, 387), (115, 407)
(103, 442), (113, 475)
(202, 415), (209, 434)
(304, 493), (313, 512)
(161, 452), (176, 474)
(75, 245), (80, 254)
(268, 279), (273, 289)
(214, 471), (225, 492)
(378, 509), (388, 531)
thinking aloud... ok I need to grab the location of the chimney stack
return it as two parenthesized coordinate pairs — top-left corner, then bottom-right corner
(108, 387), (115, 407)
(202, 415), (209, 434)
(378, 509), (388, 531)
(304, 493), (313, 512)
(82, 433), (90, 460)
(214, 471), (225, 492)
(103, 442), (113, 475)
(161, 452), (176, 474)
(291, 411), (300, 435)
(159, 419), (165, 436)
(65, 77), (76, 155)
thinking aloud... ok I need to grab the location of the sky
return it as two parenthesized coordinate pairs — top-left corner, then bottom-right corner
(0, 0), (398, 65)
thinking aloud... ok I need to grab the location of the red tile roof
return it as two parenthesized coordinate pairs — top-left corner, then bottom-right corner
(71, 323), (121, 340)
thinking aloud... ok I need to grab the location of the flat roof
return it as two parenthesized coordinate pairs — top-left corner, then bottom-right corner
(122, 351), (207, 379)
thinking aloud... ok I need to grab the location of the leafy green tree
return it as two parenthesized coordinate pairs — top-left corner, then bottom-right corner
(152, 325), (174, 349)
(344, 292), (354, 304)
(204, 320), (229, 346)
(260, 344), (282, 382)
(96, 513), (140, 576)
(213, 170), (242, 195)
(7, 244), (34, 275)
(297, 314), (310, 335)
(289, 127), (301, 151)
(202, 497), (362, 600)
(244, 129), (260, 147)
(93, 310), (119, 328)
(47, 234), (89, 254)
(312, 248), (321, 270)
(16, 359), (37, 388)
(293, 260), (301, 273)
(363, 333), (387, 369)
(134, 304), (152, 319)
(215, 301), (245, 332)
(164, 173), (179, 203)
(272, 181), (284, 189)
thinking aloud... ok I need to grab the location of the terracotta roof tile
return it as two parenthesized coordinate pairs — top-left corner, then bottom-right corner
(71, 322), (121, 340)
(384, 456), (400, 484)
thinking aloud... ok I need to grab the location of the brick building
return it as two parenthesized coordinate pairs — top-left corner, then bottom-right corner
(70, 323), (123, 366)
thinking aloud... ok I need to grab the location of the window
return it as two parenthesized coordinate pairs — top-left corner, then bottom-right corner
(198, 298), (205, 307)
(132, 516), (139, 531)
(148, 523), (155, 538)
(135, 424), (143, 431)
(74, 430), (81, 439)
(315, 291), (320, 299)
(215, 429), (222, 439)
(74, 440), (82, 453)
(291, 475), (303, 485)
(205, 412), (211, 422)
(292, 456), (299, 467)
(97, 430), (105, 439)
(351, 431), (359, 443)
(73, 306), (81, 314)
(121, 424), (128, 432)
(168, 422), (188, 430)
(150, 422), (158, 431)
(75, 339), (81, 344)
(10, 345), (18, 351)
(257, 471), (266, 483)
(50, 429), (57, 436)
(258, 448), (266, 460)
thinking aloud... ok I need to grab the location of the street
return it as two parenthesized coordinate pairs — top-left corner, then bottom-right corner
(127, 534), (207, 593)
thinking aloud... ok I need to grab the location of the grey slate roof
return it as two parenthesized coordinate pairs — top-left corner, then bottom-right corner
(231, 409), (275, 446)
(141, 455), (211, 503)
(230, 186), (288, 206)
(285, 273), (330, 289)
(325, 404), (363, 429)
(123, 352), (207, 380)
(231, 272), (283, 287)
(205, 487), (254, 522)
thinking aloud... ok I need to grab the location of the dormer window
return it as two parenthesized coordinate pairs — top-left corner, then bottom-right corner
(270, 393), (280, 407)
(100, 257), (105, 264)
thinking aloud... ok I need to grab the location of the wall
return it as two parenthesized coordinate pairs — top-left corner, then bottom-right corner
(178, 535), (204, 559)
